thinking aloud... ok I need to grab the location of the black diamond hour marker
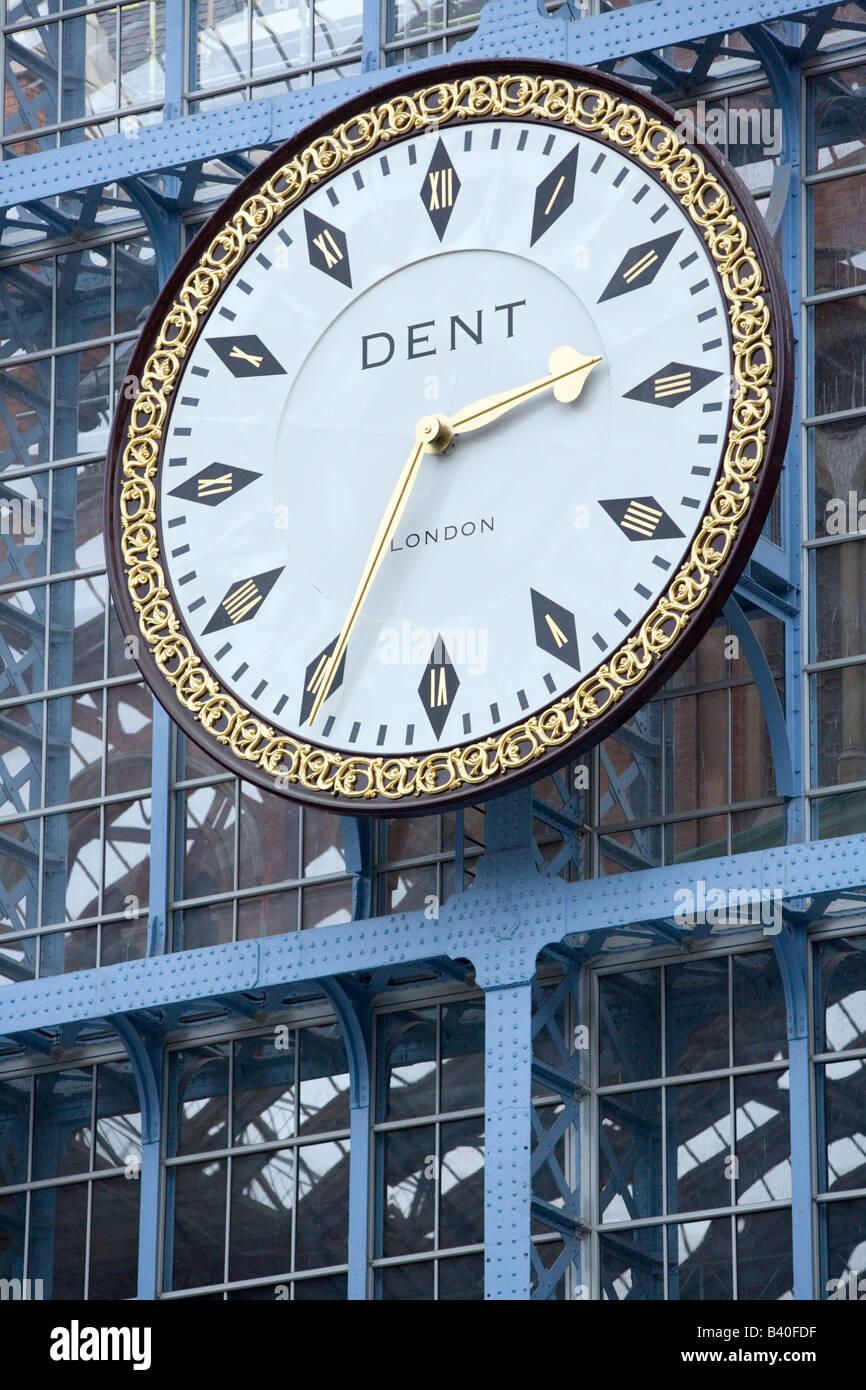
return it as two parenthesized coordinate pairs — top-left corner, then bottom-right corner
(625, 361), (721, 407)
(168, 463), (261, 507)
(304, 209), (352, 287)
(599, 496), (685, 542)
(206, 335), (286, 377)
(530, 589), (580, 672)
(598, 230), (682, 302)
(202, 567), (283, 635)
(530, 146), (579, 246)
(418, 637), (459, 738)
(421, 138), (461, 241)
(300, 637), (346, 724)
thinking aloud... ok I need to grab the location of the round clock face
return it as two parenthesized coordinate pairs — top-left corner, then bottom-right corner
(107, 62), (792, 813)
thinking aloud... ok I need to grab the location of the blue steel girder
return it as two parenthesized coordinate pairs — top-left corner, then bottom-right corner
(0, 0), (846, 211)
(1, 831), (864, 1038)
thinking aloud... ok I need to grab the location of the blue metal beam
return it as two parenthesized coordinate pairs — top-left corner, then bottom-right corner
(0, 0), (829, 209)
(2, 830), (865, 1038)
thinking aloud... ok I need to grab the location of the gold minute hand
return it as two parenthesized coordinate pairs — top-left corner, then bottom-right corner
(447, 346), (601, 438)
(307, 415), (444, 727)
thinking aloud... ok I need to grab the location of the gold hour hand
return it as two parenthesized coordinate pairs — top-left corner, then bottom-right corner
(447, 346), (601, 438)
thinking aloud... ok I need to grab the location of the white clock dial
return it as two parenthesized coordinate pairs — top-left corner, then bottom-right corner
(158, 119), (731, 757)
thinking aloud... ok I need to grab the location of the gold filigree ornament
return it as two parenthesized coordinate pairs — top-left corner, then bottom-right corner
(113, 66), (787, 810)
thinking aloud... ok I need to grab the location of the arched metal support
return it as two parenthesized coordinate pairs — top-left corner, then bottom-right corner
(108, 1012), (163, 1301)
(319, 977), (372, 1300)
(724, 594), (795, 800)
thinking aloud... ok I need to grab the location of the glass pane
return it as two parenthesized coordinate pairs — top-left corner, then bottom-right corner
(668, 1079), (731, 1215)
(89, 1175), (139, 1299)
(300, 878), (352, 929)
(120, 0), (165, 108)
(812, 663), (866, 788)
(229, 1149), (293, 1281)
(295, 1139), (349, 1269)
(379, 1008), (436, 1121)
(811, 63), (866, 173)
(0, 1192), (26, 1285)
(813, 787), (866, 839)
(668, 689), (729, 814)
(379, 1260), (434, 1299)
(171, 1044), (229, 1157)
(181, 782), (237, 899)
(0, 257), (52, 360)
(50, 458), (106, 573)
(665, 958), (729, 1076)
(731, 681), (775, 802)
(104, 684), (152, 797)
(382, 1123), (436, 1257)
(4, 28), (59, 137)
(252, 0), (311, 78)
(824, 1196), (866, 1298)
(56, 247), (111, 348)
(237, 888), (299, 937)
(0, 1075), (30, 1186)
(29, 1181), (87, 1299)
(600, 1225), (663, 1300)
(736, 1209), (793, 1299)
(812, 171), (866, 294)
(292, 1272), (347, 1298)
(33, 1067), (93, 1178)
(196, 0), (249, 92)
(302, 807), (345, 875)
(298, 1022), (349, 1136)
(822, 1058), (866, 1193)
(238, 783), (300, 887)
(811, 417), (866, 539)
(812, 539), (866, 662)
(0, 473), (46, 584)
(598, 970), (661, 1085)
(600, 707), (663, 825)
(383, 863), (437, 914)
(169, 1159), (227, 1290)
(815, 936), (866, 1053)
(734, 1071), (791, 1205)
(439, 1116), (483, 1248)
(813, 295), (866, 418)
(233, 1033), (295, 1145)
(94, 1058), (141, 1172)
(0, 359), (51, 469)
(669, 1217), (733, 1300)
(438, 1252), (483, 1299)
(440, 999), (484, 1112)
(599, 1088), (662, 1223)
(733, 951), (787, 1065)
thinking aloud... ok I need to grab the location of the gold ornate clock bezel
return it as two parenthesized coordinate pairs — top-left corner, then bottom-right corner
(106, 59), (792, 813)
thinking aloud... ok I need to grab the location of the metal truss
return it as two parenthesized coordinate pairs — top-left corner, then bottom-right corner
(0, 0), (862, 1300)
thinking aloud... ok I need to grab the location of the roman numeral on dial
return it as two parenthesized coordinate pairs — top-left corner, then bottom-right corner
(304, 210), (352, 287)
(530, 146), (578, 246)
(168, 463), (261, 507)
(599, 497), (685, 541)
(300, 637), (346, 724)
(421, 138), (461, 240)
(598, 230), (682, 302)
(202, 567), (283, 634)
(418, 637), (459, 738)
(624, 361), (721, 407)
(206, 335), (286, 377)
(531, 588), (580, 672)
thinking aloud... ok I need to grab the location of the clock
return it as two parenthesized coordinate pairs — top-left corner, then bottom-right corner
(106, 60), (792, 814)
